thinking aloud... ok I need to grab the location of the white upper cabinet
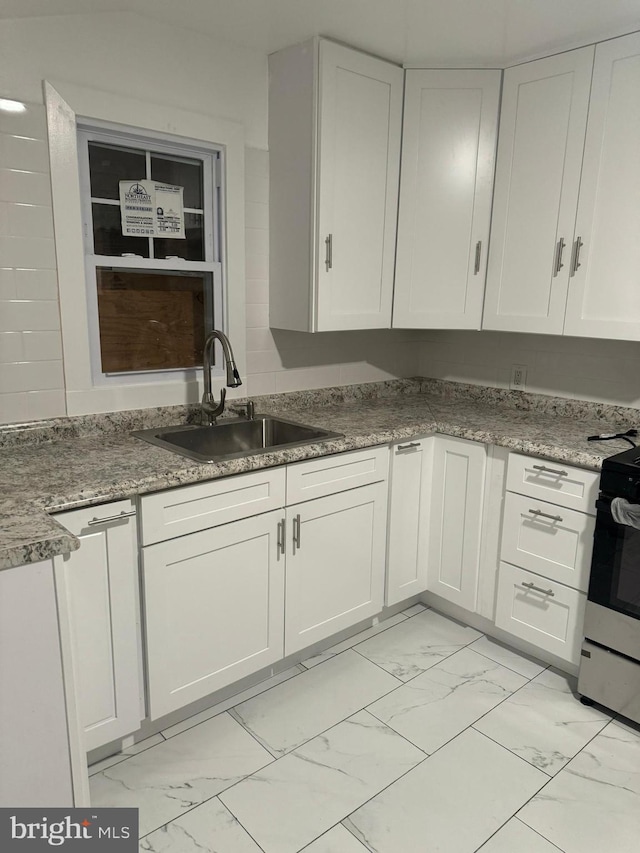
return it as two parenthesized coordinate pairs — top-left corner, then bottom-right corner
(393, 70), (501, 329)
(482, 47), (594, 334)
(564, 32), (640, 340)
(269, 38), (403, 331)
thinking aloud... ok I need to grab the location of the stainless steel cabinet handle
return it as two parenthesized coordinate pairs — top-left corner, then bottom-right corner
(532, 464), (568, 477)
(397, 442), (421, 451)
(277, 518), (285, 557)
(553, 237), (566, 277)
(325, 234), (333, 271)
(293, 513), (301, 551)
(474, 240), (482, 275)
(522, 581), (555, 597)
(570, 236), (583, 276)
(87, 510), (136, 526)
(528, 508), (564, 523)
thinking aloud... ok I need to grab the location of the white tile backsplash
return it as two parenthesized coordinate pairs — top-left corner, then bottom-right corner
(0, 101), (65, 423)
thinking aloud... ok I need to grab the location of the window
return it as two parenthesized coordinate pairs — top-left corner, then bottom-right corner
(77, 127), (223, 384)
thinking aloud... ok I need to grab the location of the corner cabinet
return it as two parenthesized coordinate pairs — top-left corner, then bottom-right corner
(482, 47), (594, 334)
(269, 38), (403, 332)
(52, 500), (143, 752)
(393, 70), (500, 330)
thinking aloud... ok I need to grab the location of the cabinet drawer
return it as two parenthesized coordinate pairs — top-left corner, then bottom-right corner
(140, 468), (286, 545)
(501, 492), (595, 592)
(506, 454), (599, 514)
(495, 562), (586, 666)
(286, 446), (389, 504)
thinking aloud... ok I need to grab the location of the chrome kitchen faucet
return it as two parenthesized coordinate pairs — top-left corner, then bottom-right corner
(201, 330), (242, 425)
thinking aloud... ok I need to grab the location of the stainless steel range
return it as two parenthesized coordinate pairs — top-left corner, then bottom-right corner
(578, 446), (640, 723)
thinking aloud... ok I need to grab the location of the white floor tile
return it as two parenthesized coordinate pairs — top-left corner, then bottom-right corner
(301, 614), (408, 669)
(140, 797), (262, 852)
(230, 649), (401, 756)
(90, 713), (273, 837)
(220, 710), (425, 853)
(474, 668), (611, 775)
(302, 823), (369, 852)
(355, 609), (482, 681)
(519, 719), (640, 853)
(367, 647), (527, 753)
(345, 728), (548, 853)
(469, 635), (547, 680)
(88, 734), (165, 776)
(477, 818), (562, 852)
(161, 666), (304, 739)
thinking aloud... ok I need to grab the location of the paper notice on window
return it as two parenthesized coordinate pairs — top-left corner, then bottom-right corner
(154, 182), (185, 238)
(119, 179), (185, 239)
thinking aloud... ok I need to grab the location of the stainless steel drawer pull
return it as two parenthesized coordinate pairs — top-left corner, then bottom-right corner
(87, 510), (136, 526)
(522, 581), (555, 597)
(553, 237), (566, 276)
(528, 508), (563, 523)
(293, 513), (301, 550)
(325, 234), (333, 271)
(277, 518), (286, 557)
(532, 464), (568, 477)
(474, 240), (482, 275)
(397, 442), (421, 451)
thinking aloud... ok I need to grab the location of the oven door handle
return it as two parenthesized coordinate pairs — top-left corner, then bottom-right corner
(596, 496), (613, 513)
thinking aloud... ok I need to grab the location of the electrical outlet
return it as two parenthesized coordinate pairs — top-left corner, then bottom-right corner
(510, 364), (527, 390)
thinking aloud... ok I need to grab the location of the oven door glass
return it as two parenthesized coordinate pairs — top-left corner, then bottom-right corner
(589, 497), (640, 619)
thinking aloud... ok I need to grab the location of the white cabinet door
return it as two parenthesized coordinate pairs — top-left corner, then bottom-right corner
(143, 510), (285, 719)
(427, 436), (487, 611)
(393, 70), (500, 330)
(483, 47), (594, 334)
(269, 38), (403, 332)
(316, 40), (403, 330)
(53, 501), (142, 752)
(564, 32), (640, 340)
(386, 438), (433, 606)
(285, 482), (388, 655)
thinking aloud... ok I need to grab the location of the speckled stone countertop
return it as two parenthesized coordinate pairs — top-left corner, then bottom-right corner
(1, 378), (638, 570)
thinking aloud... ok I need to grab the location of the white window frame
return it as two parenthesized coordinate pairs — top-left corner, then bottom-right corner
(77, 124), (223, 387)
(44, 80), (246, 416)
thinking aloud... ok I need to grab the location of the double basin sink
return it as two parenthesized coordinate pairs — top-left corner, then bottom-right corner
(133, 414), (343, 464)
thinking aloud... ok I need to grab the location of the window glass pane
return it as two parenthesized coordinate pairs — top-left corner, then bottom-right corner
(151, 154), (203, 208)
(96, 268), (211, 373)
(89, 143), (146, 200)
(92, 203), (150, 257)
(154, 212), (204, 261)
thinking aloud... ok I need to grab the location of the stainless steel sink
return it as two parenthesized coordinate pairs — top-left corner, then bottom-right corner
(132, 415), (343, 463)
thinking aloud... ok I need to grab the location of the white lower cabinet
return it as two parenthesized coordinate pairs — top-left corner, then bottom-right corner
(495, 562), (586, 664)
(495, 453), (594, 666)
(386, 437), (433, 606)
(427, 436), (487, 611)
(285, 480), (389, 655)
(53, 500), (142, 752)
(143, 510), (285, 719)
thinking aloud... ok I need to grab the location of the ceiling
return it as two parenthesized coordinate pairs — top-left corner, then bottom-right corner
(1, 0), (639, 66)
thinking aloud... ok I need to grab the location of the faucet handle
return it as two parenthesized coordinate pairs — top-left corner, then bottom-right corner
(230, 400), (255, 420)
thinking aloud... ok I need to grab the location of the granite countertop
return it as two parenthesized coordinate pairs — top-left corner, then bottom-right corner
(1, 378), (637, 571)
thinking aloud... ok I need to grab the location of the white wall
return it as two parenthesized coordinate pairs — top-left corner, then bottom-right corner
(419, 330), (640, 407)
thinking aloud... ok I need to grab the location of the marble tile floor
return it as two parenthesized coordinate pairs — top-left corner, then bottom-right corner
(88, 603), (640, 853)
